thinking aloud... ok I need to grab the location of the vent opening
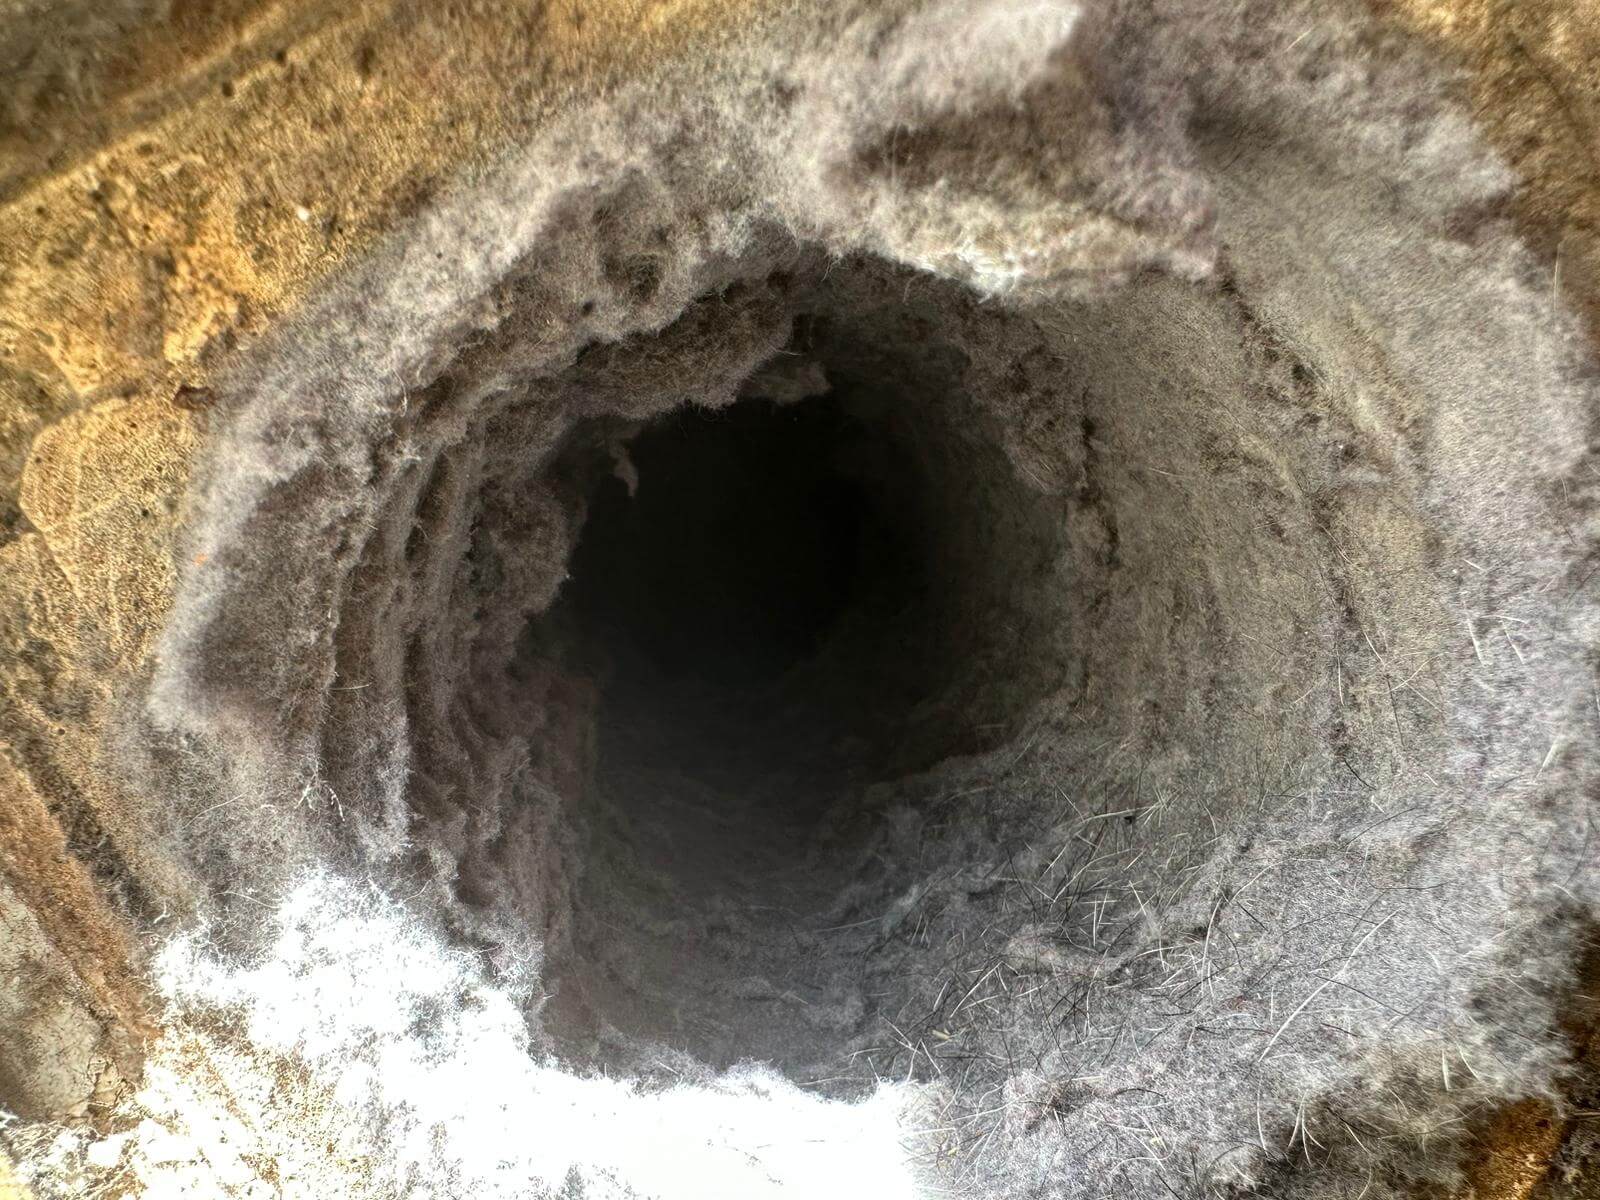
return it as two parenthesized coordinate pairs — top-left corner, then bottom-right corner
(528, 327), (1067, 1075)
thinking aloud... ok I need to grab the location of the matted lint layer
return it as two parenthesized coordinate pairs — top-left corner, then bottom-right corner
(13, 1), (1600, 1198)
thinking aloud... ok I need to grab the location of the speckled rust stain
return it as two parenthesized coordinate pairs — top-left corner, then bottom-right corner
(1462, 1099), (1568, 1200)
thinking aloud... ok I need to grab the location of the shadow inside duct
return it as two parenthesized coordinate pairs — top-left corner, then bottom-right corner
(525, 332), (1067, 1076)
(557, 393), (938, 793)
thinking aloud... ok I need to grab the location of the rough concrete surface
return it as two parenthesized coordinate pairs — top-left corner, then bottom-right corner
(1, 0), (1599, 1197)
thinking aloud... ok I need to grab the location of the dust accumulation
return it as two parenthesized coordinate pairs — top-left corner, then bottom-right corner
(3, 0), (1600, 1198)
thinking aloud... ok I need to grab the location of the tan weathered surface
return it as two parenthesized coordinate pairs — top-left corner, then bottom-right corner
(0, 747), (150, 1119)
(0, 0), (750, 1122)
(0, 0), (1596, 1192)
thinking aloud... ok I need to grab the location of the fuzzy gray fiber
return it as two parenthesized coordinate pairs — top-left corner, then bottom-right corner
(118, 0), (1600, 1196)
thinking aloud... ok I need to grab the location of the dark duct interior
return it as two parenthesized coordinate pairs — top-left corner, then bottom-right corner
(530, 329), (1068, 1074)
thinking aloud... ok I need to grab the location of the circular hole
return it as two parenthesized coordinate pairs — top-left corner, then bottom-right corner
(526, 335), (1067, 1075)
